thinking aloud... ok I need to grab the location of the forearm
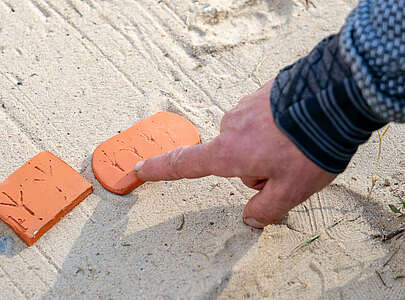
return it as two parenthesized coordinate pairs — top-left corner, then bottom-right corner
(270, 0), (405, 173)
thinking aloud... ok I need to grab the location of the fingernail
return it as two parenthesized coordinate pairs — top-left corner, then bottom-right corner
(134, 161), (145, 172)
(243, 217), (265, 229)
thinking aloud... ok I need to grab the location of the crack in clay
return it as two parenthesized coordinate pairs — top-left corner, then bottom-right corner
(1, 192), (18, 206)
(0, 202), (16, 207)
(18, 190), (23, 206)
(166, 131), (176, 144)
(137, 132), (154, 143)
(113, 161), (125, 173)
(119, 146), (144, 159)
(32, 162), (68, 202)
(22, 204), (35, 216)
(34, 166), (46, 174)
(1, 190), (37, 217)
(136, 132), (165, 150)
(8, 216), (28, 231)
(101, 150), (125, 172)
(137, 132), (164, 150)
(135, 128), (160, 145)
(151, 120), (176, 144)
(19, 190), (36, 216)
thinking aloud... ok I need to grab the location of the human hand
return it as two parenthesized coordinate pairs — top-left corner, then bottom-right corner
(134, 80), (337, 228)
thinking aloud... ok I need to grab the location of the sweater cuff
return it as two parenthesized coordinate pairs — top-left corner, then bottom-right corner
(270, 35), (387, 173)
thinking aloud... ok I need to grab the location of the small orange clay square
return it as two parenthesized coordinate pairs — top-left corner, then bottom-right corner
(0, 152), (93, 246)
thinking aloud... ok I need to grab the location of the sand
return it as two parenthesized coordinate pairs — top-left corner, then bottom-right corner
(0, 0), (404, 299)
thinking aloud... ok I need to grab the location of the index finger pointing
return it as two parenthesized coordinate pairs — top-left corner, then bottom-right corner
(134, 143), (216, 181)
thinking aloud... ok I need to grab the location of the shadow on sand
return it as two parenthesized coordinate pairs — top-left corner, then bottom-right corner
(41, 174), (261, 299)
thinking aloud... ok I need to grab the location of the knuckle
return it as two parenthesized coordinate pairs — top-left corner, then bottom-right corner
(168, 146), (187, 179)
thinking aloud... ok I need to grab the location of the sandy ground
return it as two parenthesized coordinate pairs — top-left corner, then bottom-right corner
(0, 0), (404, 299)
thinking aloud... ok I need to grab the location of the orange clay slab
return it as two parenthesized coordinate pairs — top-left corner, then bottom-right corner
(92, 112), (200, 195)
(0, 152), (93, 246)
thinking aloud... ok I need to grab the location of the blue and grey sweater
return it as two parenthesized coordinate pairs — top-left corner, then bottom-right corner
(270, 0), (405, 173)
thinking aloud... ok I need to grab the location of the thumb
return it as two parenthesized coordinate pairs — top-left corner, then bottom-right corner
(134, 143), (216, 181)
(243, 180), (301, 228)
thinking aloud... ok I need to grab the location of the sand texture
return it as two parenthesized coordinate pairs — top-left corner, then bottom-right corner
(0, 0), (404, 299)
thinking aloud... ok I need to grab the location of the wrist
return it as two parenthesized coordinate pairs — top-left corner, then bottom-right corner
(270, 34), (387, 173)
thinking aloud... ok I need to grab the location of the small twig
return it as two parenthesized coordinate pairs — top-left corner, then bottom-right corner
(383, 248), (400, 267)
(324, 218), (343, 239)
(176, 214), (185, 231)
(375, 270), (388, 287)
(347, 215), (361, 222)
(305, 0), (316, 8)
(285, 223), (305, 234)
(292, 233), (320, 253)
(367, 175), (377, 200)
(376, 125), (390, 164)
(327, 219), (343, 230)
(290, 217), (344, 255)
(373, 125), (390, 201)
(377, 131), (382, 163)
(382, 125), (391, 136)
(382, 227), (405, 242)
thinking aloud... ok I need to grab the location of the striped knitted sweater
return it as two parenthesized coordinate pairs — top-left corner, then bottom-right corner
(270, 0), (405, 173)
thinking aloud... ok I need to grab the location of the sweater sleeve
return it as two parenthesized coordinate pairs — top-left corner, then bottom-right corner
(270, 0), (404, 173)
(340, 0), (405, 122)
